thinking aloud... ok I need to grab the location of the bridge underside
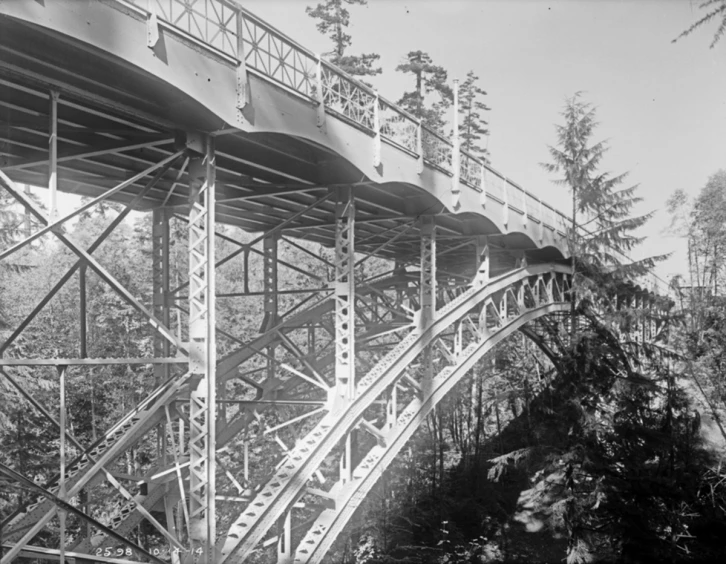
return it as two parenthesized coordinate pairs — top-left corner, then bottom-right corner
(0, 4), (666, 564)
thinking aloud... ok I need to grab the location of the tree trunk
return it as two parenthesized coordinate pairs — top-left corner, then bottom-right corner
(570, 187), (577, 343)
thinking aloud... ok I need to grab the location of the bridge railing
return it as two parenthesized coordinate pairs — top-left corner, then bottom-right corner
(125, 0), (574, 234)
(125, 0), (666, 295)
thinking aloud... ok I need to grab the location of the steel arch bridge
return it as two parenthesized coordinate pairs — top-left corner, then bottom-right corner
(0, 2), (667, 564)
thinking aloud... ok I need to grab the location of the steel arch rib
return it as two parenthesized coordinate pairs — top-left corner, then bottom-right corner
(293, 302), (569, 563)
(217, 264), (571, 562)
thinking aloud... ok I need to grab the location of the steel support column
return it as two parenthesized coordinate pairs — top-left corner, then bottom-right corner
(420, 217), (436, 396)
(474, 237), (489, 287)
(48, 90), (59, 221)
(333, 187), (355, 405)
(277, 510), (292, 564)
(420, 218), (436, 327)
(451, 79), (460, 208)
(153, 208), (172, 384)
(261, 233), (280, 333)
(58, 365), (67, 564)
(262, 233), (279, 414)
(187, 136), (216, 562)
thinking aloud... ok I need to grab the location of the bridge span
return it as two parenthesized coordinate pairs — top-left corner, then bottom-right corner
(0, 2), (665, 564)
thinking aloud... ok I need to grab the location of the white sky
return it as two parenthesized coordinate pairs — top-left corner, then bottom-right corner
(242, 0), (726, 281)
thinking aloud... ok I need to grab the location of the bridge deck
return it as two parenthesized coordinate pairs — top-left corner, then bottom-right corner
(0, 0), (569, 269)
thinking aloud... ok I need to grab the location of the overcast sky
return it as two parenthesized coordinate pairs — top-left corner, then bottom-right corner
(242, 0), (725, 281)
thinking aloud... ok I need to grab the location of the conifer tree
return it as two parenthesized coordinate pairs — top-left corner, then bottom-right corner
(306, 0), (381, 77)
(542, 93), (662, 321)
(396, 51), (453, 133)
(458, 70), (490, 163)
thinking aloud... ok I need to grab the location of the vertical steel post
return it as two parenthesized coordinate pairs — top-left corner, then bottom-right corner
(502, 177), (509, 227)
(153, 208), (171, 381)
(373, 91), (381, 168)
(80, 266), (87, 358)
(538, 198), (544, 243)
(146, 0), (160, 47)
(261, 233), (280, 332)
(277, 511), (292, 564)
(451, 79), (460, 206)
(474, 237), (489, 287)
(187, 135), (216, 561)
(79, 264), (90, 541)
(153, 207), (171, 487)
(333, 187), (355, 404)
(315, 54), (327, 132)
(48, 91), (59, 221)
(23, 184), (32, 237)
(58, 365), (67, 564)
(385, 384), (397, 431)
(420, 217), (436, 396)
(416, 120), (424, 174)
(235, 10), (249, 112)
(340, 433), (353, 484)
(479, 164), (487, 209)
(262, 234), (279, 399)
(420, 217), (436, 327)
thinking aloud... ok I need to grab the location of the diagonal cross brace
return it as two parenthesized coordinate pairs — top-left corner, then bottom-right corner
(0, 463), (167, 564)
(0, 368), (186, 552)
(0, 150), (183, 260)
(0, 169), (184, 352)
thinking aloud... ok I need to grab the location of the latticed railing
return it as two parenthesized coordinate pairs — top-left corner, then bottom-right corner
(459, 152), (482, 188)
(321, 66), (376, 129)
(141, 0), (240, 56)
(241, 15), (317, 98)
(379, 99), (418, 153)
(125, 0), (573, 236)
(421, 129), (452, 171)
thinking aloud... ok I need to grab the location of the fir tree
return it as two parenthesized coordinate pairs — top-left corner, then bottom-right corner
(458, 71), (490, 163)
(306, 0), (381, 77)
(542, 93), (663, 330)
(396, 50), (453, 133)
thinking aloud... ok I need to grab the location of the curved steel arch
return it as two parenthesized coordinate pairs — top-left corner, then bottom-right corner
(292, 302), (569, 563)
(216, 264), (572, 562)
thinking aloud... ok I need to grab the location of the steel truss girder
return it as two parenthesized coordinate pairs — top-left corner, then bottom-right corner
(216, 264), (571, 563)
